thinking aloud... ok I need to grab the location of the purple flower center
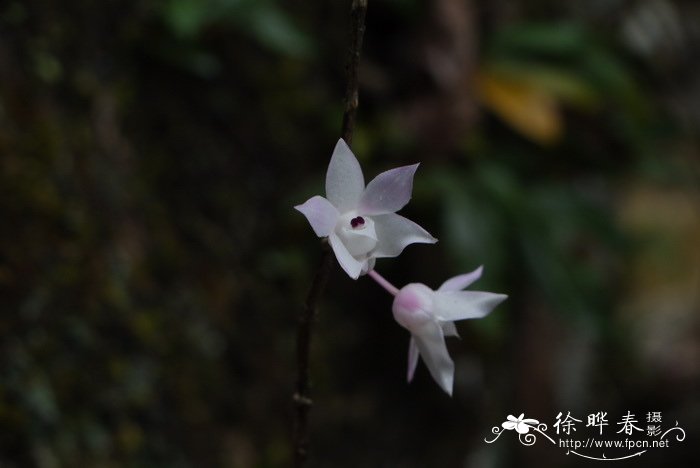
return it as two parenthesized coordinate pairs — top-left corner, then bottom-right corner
(350, 216), (365, 229)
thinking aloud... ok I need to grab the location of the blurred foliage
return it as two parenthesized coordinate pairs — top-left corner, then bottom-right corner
(0, 0), (699, 467)
(162, 0), (312, 57)
(476, 21), (647, 145)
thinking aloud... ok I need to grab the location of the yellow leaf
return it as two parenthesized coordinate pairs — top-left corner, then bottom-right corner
(474, 69), (563, 145)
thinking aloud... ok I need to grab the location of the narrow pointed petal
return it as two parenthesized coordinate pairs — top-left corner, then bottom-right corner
(413, 321), (454, 395)
(294, 196), (339, 237)
(407, 337), (419, 382)
(372, 213), (437, 258)
(358, 164), (419, 215)
(438, 266), (484, 291)
(441, 321), (460, 338)
(328, 233), (363, 279)
(325, 139), (365, 212)
(434, 291), (507, 322)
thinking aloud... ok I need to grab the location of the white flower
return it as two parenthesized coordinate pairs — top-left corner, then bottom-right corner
(391, 266), (507, 395)
(295, 139), (437, 279)
(502, 414), (539, 434)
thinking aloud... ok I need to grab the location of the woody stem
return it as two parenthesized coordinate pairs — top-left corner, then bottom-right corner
(293, 1), (368, 467)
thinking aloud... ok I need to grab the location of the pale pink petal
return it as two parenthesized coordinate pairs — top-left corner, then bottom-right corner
(434, 291), (507, 322)
(358, 164), (419, 215)
(437, 266), (484, 291)
(328, 233), (363, 279)
(407, 337), (419, 382)
(413, 321), (454, 395)
(294, 196), (339, 237)
(371, 213), (437, 259)
(325, 139), (365, 212)
(392, 283), (434, 333)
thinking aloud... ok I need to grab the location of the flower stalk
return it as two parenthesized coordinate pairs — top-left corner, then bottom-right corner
(367, 269), (399, 296)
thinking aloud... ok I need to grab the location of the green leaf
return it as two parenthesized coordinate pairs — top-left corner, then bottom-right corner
(241, 4), (312, 57)
(161, 0), (312, 57)
(162, 0), (214, 38)
(490, 22), (589, 57)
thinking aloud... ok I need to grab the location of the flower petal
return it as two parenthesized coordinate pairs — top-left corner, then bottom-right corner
(434, 291), (507, 322)
(502, 421), (517, 430)
(328, 233), (363, 279)
(413, 321), (454, 395)
(358, 164), (419, 215)
(325, 139), (365, 212)
(294, 196), (339, 237)
(371, 213), (437, 258)
(407, 337), (419, 382)
(441, 321), (460, 338)
(437, 266), (483, 291)
(362, 257), (375, 275)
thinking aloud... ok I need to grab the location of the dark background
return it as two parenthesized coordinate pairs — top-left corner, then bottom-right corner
(0, 0), (699, 466)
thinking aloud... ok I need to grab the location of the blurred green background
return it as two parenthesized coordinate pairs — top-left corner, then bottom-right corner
(1, 0), (699, 466)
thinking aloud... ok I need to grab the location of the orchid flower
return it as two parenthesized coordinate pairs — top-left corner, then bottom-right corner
(387, 266), (507, 395)
(295, 139), (437, 279)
